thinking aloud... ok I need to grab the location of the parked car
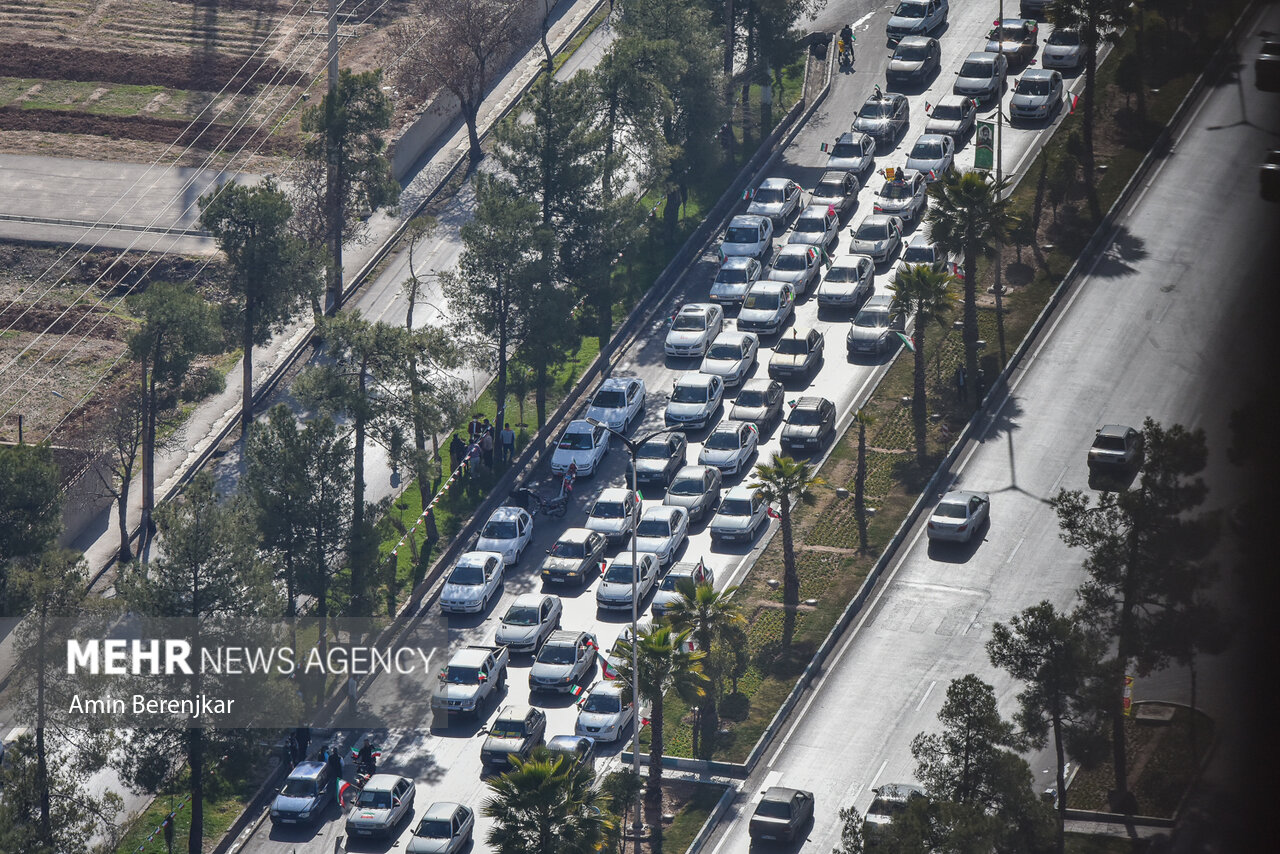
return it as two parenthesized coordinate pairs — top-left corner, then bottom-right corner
(746, 177), (804, 226)
(873, 169), (929, 223)
(480, 706), (547, 769)
(551, 419), (610, 477)
(545, 735), (596, 766)
(986, 18), (1040, 67)
(407, 802), (474, 854)
(926, 490), (990, 543)
(476, 506), (533, 566)
(710, 484), (770, 543)
(1041, 28), (1083, 70)
(781, 396), (837, 453)
(887, 36), (941, 86)
(270, 760), (334, 826)
(651, 558), (714, 618)
(905, 134), (955, 180)
(698, 420), (760, 477)
(584, 376), (646, 432)
(730, 378), (785, 428)
(847, 293), (905, 355)
(864, 783), (926, 840)
(626, 506), (690, 567)
(817, 255), (876, 310)
(439, 550), (505, 614)
(810, 170), (860, 218)
(787, 204), (840, 250)
(953, 51), (1008, 103)
(665, 302), (725, 358)
(575, 681), (635, 743)
(720, 214), (774, 261)
(1088, 424), (1144, 472)
(633, 431), (688, 486)
(769, 326), (825, 382)
(431, 645), (509, 717)
(736, 280), (795, 337)
(664, 465), (724, 522)
(709, 256), (763, 308)
(540, 527), (607, 587)
(664, 373), (725, 430)
(700, 330), (759, 388)
(495, 592), (563, 654)
(1009, 69), (1064, 123)
(346, 775), (416, 839)
(886, 0), (948, 42)
(924, 94), (977, 142)
(849, 214), (904, 263)
(529, 630), (599, 693)
(585, 486), (642, 544)
(826, 130), (877, 174)
(596, 553), (661, 610)
(748, 787), (815, 843)
(853, 91), (911, 149)
(767, 243), (822, 295)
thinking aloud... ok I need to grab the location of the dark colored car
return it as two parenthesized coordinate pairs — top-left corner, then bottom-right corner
(780, 397), (836, 453)
(748, 786), (815, 842)
(887, 36), (941, 86)
(481, 706), (547, 769)
(768, 326), (825, 382)
(664, 464), (724, 522)
(540, 527), (607, 587)
(546, 734), (596, 766)
(730, 378), (785, 428)
(270, 760), (333, 826)
(985, 18), (1040, 67)
(632, 431), (688, 487)
(1088, 424), (1144, 472)
(853, 91), (910, 149)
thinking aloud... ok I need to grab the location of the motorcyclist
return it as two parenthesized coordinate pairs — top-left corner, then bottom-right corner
(355, 738), (379, 777)
(839, 24), (855, 63)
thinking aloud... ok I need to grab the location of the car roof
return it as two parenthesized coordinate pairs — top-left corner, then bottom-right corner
(709, 420), (750, 435)
(563, 419), (596, 433)
(1097, 424), (1135, 437)
(738, 378), (782, 394)
(748, 280), (788, 293)
(729, 214), (768, 228)
(547, 735), (590, 751)
(456, 550), (503, 567)
(488, 506), (527, 523)
(913, 134), (949, 145)
(673, 464), (716, 479)
(598, 376), (638, 391)
(756, 177), (792, 189)
(677, 302), (717, 315)
(641, 504), (681, 519)
(906, 231), (935, 248)
(724, 483), (762, 500)
(964, 50), (998, 63)
(494, 705), (534, 723)
(793, 396), (829, 411)
(863, 91), (906, 105)
(762, 786), (807, 802)
(364, 774), (404, 791)
(873, 783), (925, 802)
(597, 487), (634, 501)
(287, 760), (327, 780)
(836, 131), (872, 144)
(1021, 68), (1057, 81)
(423, 801), (465, 820)
(719, 255), (755, 269)
(609, 552), (658, 568)
(451, 646), (493, 667)
(675, 372), (717, 387)
(588, 680), (625, 696)
(797, 204), (834, 217)
(818, 169), (851, 182)
(863, 293), (896, 310)
(776, 241), (815, 255)
(710, 330), (756, 346)
(998, 17), (1033, 26)
(784, 326), (816, 339)
(934, 94), (972, 108)
(896, 35), (934, 48)
(830, 254), (873, 268)
(940, 490), (987, 503)
(544, 629), (587, 647)
(555, 527), (596, 545)
(859, 214), (899, 227)
(510, 592), (552, 609)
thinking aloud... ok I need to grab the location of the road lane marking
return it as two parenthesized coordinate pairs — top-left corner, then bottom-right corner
(868, 760), (888, 789)
(915, 679), (937, 712)
(1005, 536), (1024, 565)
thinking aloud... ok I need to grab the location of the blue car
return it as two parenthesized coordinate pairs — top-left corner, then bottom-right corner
(270, 760), (333, 826)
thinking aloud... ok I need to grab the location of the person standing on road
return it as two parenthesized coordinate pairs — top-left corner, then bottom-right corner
(500, 423), (515, 464)
(480, 429), (495, 469)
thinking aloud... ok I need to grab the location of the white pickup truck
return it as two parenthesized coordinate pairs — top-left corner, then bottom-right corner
(430, 645), (509, 717)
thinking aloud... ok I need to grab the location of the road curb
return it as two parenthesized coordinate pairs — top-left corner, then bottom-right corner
(686, 782), (739, 854)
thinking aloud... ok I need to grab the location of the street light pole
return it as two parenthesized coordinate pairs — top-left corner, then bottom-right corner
(994, 0), (1007, 366)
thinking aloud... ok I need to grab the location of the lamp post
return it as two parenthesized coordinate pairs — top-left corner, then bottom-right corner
(994, 0), (1007, 366)
(585, 418), (682, 847)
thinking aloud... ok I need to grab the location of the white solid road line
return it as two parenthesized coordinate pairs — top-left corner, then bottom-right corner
(914, 679), (938, 712)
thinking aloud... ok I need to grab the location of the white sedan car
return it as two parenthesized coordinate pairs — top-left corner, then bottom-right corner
(767, 244), (822, 296)
(596, 553), (661, 610)
(700, 330), (759, 388)
(585, 487), (641, 545)
(438, 551), (505, 614)
(787, 204), (840, 250)
(584, 376), (646, 432)
(626, 506), (690, 567)
(905, 134), (955, 180)
(476, 506), (534, 565)
(850, 214), (904, 264)
(664, 373), (725, 430)
(495, 592), (564, 653)
(698, 420), (760, 477)
(926, 490), (991, 543)
(664, 303), (725, 358)
(736, 280), (796, 337)
(575, 681), (636, 743)
(817, 255), (876, 310)
(551, 419), (610, 477)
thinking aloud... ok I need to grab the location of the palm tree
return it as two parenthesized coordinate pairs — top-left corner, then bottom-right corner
(614, 624), (709, 806)
(853, 408), (875, 552)
(484, 749), (611, 854)
(750, 454), (825, 613)
(891, 264), (954, 463)
(926, 170), (1011, 411)
(664, 582), (745, 755)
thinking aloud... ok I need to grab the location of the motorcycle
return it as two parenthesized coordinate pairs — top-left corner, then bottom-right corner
(838, 39), (854, 68)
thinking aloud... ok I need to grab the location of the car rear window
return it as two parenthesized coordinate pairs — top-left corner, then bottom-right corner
(756, 799), (792, 818)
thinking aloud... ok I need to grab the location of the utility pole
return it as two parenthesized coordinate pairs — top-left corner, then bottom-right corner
(993, 0), (1007, 367)
(325, 0), (342, 315)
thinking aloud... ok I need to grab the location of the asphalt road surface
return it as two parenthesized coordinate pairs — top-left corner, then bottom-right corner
(233, 1), (1106, 851)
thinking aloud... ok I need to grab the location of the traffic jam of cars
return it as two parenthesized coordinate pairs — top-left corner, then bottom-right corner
(267, 4), (1106, 850)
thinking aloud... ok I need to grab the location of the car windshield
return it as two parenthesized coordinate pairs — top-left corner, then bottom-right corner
(1048, 30), (1080, 46)
(1017, 77), (1052, 96)
(708, 341), (745, 360)
(931, 103), (963, 120)
(854, 309), (889, 328)
(894, 1), (926, 16)
(880, 181), (915, 200)
(856, 222), (889, 240)
(904, 244), (936, 264)
(935, 501), (968, 519)
(481, 520), (517, 540)
(735, 389), (770, 407)
(582, 692), (622, 714)
(490, 721), (525, 739)
(895, 43), (931, 61)
(281, 779), (317, 797)
(671, 384), (709, 403)
(725, 226), (759, 243)
(911, 139), (945, 158)
(960, 59), (994, 77)
(604, 563), (640, 583)
(448, 564), (484, 586)
(503, 606), (540, 626)
(637, 439), (673, 458)
(559, 431), (595, 450)
(992, 26), (1026, 41)
(860, 101), (894, 118)
(789, 408), (824, 426)
(868, 796), (910, 817)
(1094, 435), (1127, 451)
(772, 252), (807, 271)
(550, 540), (586, 558)
(706, 429), (742, 450)
(416, 819), (454, 839)
(824, 265), (861, 282)
(660, 573), (693, 591)
(753, 187), (785, 204)
(794, 216), (826, 233)
(672, 313), (707, 331)
(443, 665), (479, 685)
(592, 389), (626, 409)
(716, 266), (749, 284)
(830, 142), (861, 158)
(816, 178), (846, 196)
(536, 644), (578, 665)
(637, 519), (671, 537)
(743, 291), (781, 310)
(775, 336), (811, 355)
(669, 476), (707, 496)
(720, 497), (755, 516)
(356, 790), (392, 809)
(592, 500), (627, 518)
(756, 800), (792, 818)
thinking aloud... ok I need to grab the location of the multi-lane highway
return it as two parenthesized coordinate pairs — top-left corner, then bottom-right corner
(235, 1), (1115, 851)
